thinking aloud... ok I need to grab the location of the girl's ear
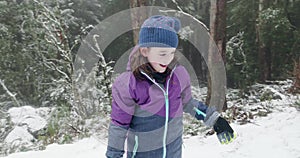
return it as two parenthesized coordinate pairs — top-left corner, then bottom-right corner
(139, 47), (149, 57)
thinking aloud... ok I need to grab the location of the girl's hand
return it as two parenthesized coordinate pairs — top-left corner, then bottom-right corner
(213, 117), (236, 144)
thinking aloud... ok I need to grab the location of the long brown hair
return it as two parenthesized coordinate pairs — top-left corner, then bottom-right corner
(130, 48), (179, 81)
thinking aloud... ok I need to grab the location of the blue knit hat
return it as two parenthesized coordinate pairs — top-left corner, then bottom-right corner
(138, 15), (181, 48)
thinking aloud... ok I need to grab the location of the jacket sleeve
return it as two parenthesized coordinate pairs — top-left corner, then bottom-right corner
(179, 66), (220, 128)
(182, 91), (220, 128)
(106, 73), (136, 158)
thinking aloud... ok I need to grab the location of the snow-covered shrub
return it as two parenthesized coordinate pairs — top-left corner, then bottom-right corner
(38, 105), (89, 146)
(182, 86), (209, 136)
(293, 100), (300, 110)
(260, 88), (282, 101)
(183, 114), (209, 137)
(225, 80), (295, 124)
(0, 106), (51, 156)
(0, 110), (13, 156)
(226, 32), (252, 89)
(84, 114), (110, 139)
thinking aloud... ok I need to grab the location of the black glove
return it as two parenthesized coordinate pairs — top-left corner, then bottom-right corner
(213, 117), (236, 144)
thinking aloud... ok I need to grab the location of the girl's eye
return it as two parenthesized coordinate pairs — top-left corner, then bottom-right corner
(158, 52), (175, 56)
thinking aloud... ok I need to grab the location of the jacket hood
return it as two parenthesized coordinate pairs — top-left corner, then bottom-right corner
(126, 45), (140, 72)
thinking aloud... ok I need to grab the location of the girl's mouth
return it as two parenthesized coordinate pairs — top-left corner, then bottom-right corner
(159, 64), (167, 68)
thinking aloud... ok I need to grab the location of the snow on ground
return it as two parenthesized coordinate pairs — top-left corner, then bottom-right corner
(183, 105), (300, 158)
(4, 104), (300, 158)
(2, 106), (50, 150)
(7, 106), (49, 134)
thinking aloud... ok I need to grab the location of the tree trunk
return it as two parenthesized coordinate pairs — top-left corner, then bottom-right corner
(129, 0), (148, 45)
(257, 0), (273, 82)
(257, 0), (265, 82)
(207, 0), (227, 111)
(289, 55), (300, 93)
(287, 0), (300, 93)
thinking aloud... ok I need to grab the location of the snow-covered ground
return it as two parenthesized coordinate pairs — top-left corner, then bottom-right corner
(3, 103), (300, 158)
(2, 80), (300, 158)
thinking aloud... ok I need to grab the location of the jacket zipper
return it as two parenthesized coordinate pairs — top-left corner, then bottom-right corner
(140, 65), (177, 158)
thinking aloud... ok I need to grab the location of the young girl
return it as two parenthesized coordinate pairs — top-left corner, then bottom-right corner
(106, 15), (235, 158)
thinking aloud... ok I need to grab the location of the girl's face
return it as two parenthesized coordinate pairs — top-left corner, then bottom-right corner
(140, 47), (176, 73)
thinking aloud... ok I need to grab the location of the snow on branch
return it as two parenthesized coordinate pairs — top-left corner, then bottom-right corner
(93, 34), (107, 68)
(159, 9), (209, 31)
(0, 79), (21, 107)
(171, 0), (183, 12)
(227, 0), (237, 4)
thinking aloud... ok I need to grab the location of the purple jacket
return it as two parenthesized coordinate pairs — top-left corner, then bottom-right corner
(106, 49), (220, 158)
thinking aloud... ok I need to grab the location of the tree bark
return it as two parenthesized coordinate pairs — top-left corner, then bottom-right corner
(289, 56), (300, 93)
(289, 0), (300, 93)
(257, 0), (265, 82)
(129, 0), (148, 45)
(207, 0), (227, 111)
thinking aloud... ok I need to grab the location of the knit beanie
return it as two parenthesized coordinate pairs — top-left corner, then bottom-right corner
(138, 15), (181, 48)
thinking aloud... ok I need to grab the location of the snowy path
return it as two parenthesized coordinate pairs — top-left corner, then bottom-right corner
(4, 106), (300, 158)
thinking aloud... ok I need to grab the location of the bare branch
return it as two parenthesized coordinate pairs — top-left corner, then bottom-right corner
(93, 34), (107, 67)
(159, 9), (209, 31)
(67, 123), (83, 134)
(41, 56), (71, 82)
(33, 0), (60, 26)
(0, 79), (21, 107)
(227, 0), (237, 4)
(82, 39), (99, 54)
(171, 0), (184, 12)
